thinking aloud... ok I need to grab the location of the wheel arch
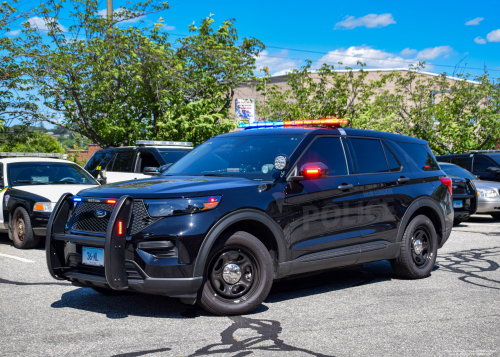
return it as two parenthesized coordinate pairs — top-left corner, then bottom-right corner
(397, 197), (445, 246)
(192, 209), (287, 277)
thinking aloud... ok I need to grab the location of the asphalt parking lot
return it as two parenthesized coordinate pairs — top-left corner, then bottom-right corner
(1, 216), (499, 357)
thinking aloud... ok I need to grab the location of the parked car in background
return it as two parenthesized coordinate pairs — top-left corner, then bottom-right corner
(0, 153), (99, 249)
(439, 162), (500, 220)
(436, 150), (500, 183)
(84, 140), (193, 184)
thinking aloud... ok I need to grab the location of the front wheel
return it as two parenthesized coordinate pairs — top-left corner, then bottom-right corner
(12, 207), (39, 249)
(199, 231), (273, 315)
(391, 215), (438, 279)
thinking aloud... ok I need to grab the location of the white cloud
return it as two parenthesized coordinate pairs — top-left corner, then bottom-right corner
(474, 36), (487, 44)
(162, 24), (175, 30)
(334, 13), (396, 30)
(255, 50), (298, 75)
(486, 29), (500, 42)
(400, 48), (417, 56)
(27, 16), (67, 32)
(6, 29), (21, 36)
(415, 46), (453, 60)
(465, 17), (484, 26)
(314, 46), (414, 69)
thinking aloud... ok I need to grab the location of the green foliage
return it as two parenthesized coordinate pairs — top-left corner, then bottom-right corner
(9, 0), (263, 147)
(0, 130), (65, 153)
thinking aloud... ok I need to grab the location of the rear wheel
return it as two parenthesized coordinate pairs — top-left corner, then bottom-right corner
(491, 213), (500, 220)
(11, 207), (39, 249)
(391, 215), (437, 279)
(199, 231), (273, 315)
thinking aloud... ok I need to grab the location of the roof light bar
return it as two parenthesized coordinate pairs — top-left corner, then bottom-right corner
(0, 152), (65, 158)
(136, 140), (193, 147)
(238, 118), (347, 130)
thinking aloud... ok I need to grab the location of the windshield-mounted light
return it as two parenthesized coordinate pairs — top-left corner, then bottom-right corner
(144, 196), (222, 217)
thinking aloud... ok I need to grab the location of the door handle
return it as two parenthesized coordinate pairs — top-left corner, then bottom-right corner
(398, 177), (410, 184)
(338, 183), (354, 190)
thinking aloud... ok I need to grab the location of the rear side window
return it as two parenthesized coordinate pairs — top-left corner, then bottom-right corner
(296, 137), (348, 176)
(396, 142), (440, 171)
(450, 157), (468, 169)
(349, 138), (389, 174)
(382, 143), (401, 172)
(110, 150), (135, 172)
(472, 156), (496, 172)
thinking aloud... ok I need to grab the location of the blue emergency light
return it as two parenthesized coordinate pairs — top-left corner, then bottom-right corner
(238, 118), (347, 130)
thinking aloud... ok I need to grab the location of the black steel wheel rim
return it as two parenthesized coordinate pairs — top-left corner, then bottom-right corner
(15, 215), (25, 242)
(410, 226), (433, 268)
(208, 248), (259, 300)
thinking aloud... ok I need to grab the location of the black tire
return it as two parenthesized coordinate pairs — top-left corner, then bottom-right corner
(91, 287), (127, 296)
(199, 231), (273, 315)
(11, 207), (39, 249)
(491, 213), (500, 220)
(391, 215), (438, 279)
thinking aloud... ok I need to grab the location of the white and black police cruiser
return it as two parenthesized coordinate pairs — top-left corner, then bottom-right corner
(0, 152), (99, 249)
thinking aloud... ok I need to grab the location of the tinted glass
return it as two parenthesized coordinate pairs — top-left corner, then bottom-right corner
(473, 157), (495, 172)
(8, 162), (97, 186)
(450, 157), (469, 169)
(396, 142), (440, 171)
(138, 151), (160, 172)
(350, 138), (389, 174)
(165, 135), (304, 181)
(84, 150), (115, 172)
(383, 143), (401, 172)
(158, 149), (190, 165)
(296, 137), (348, 176)
(439, 164), (476, 180)
(488, 154), (500, 166)
(111, 150), (135, 172)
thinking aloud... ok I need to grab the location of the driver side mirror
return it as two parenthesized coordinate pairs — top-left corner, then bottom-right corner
(289, 162), (329, 181)
(485, 166), (500, 173)
(143, 166), (160, 175)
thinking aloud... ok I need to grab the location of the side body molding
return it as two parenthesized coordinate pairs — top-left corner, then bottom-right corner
(396, 197), (446, 244)
(192, 209), (288, 277)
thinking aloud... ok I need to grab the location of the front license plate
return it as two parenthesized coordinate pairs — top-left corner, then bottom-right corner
(453, 200), (463, 209)
(82, 247), (104, 267)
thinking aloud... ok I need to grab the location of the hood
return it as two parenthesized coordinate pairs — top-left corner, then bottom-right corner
(77, 176), (264, 199)
(17, 184), (98, 202)
(472, 180), (500, 192)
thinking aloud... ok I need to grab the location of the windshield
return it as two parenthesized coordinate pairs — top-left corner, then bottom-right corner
(8, 162), (98, 186)
(163, 135), (304, 181)
(487, 154), (500, 166)
(439, 163), (477, 180)
(158, 149), (190, 165)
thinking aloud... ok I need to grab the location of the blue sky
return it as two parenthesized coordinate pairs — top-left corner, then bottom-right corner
(9, 0), (500, 79)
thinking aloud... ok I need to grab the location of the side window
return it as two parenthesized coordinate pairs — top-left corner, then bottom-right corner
(349, 138), (389, 174)
(296, 137), (348, 176)
(472, 157), (495, 172)
(84, 151), (107, 171)
(396, 142), (440, 171)
(450, 157), (468, 169)
(110, 150), (136, 172)
(137, 151), (161, 172)
(382, 143), (401, 172)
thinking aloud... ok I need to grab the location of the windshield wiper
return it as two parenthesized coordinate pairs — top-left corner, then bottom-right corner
(49, 181), (82, 184)
(14, 180), (49, 185)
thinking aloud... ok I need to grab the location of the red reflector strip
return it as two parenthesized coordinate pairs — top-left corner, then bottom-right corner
(118, 221), (123, 235)
(107, 199), (117, 204)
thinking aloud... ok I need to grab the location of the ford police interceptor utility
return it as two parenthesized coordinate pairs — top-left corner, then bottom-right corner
(0, 153), (99, 249)
(46, 119), (453, 315)
(84, 140), (193, 184)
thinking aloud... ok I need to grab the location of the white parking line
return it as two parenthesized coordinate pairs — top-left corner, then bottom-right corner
(0, 253), (35, 263)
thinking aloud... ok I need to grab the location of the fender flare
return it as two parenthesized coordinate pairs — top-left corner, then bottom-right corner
(396, 197), (445, 243)
(192, 209), (287, 277)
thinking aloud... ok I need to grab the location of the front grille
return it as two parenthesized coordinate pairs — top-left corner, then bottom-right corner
(70, 200), (161, 235)
(452, 182), (469, 195)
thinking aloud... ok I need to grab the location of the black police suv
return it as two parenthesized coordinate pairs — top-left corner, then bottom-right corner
(437, 151), (500, 182)
(46, 123), (453, 315)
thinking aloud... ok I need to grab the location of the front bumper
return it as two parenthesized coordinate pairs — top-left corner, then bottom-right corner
(476, 198), (500, 214)
(46, 194), (203, 299)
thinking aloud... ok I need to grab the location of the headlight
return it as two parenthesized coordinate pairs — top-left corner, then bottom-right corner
(477, 189), (499, 198)
(33, 202), (56, 212)
(144, 196), (222, 217)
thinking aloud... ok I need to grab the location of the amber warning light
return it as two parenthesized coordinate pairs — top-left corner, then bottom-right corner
(238, 118), (347, 129)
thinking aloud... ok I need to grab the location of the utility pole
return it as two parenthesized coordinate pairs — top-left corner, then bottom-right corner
(107, 0), (113, 20)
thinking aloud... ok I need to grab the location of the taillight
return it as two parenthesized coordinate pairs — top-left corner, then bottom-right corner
(117, 221), (123, 235)
(440, 177), (453, 196)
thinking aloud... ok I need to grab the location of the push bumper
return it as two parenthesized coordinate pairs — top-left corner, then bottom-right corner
(46, 193), (202, 299)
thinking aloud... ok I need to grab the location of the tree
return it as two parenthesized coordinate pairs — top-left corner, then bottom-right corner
(253, 61), (380, 125)
(11, 0), (263, 147)
(0, 130), (65, 153)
